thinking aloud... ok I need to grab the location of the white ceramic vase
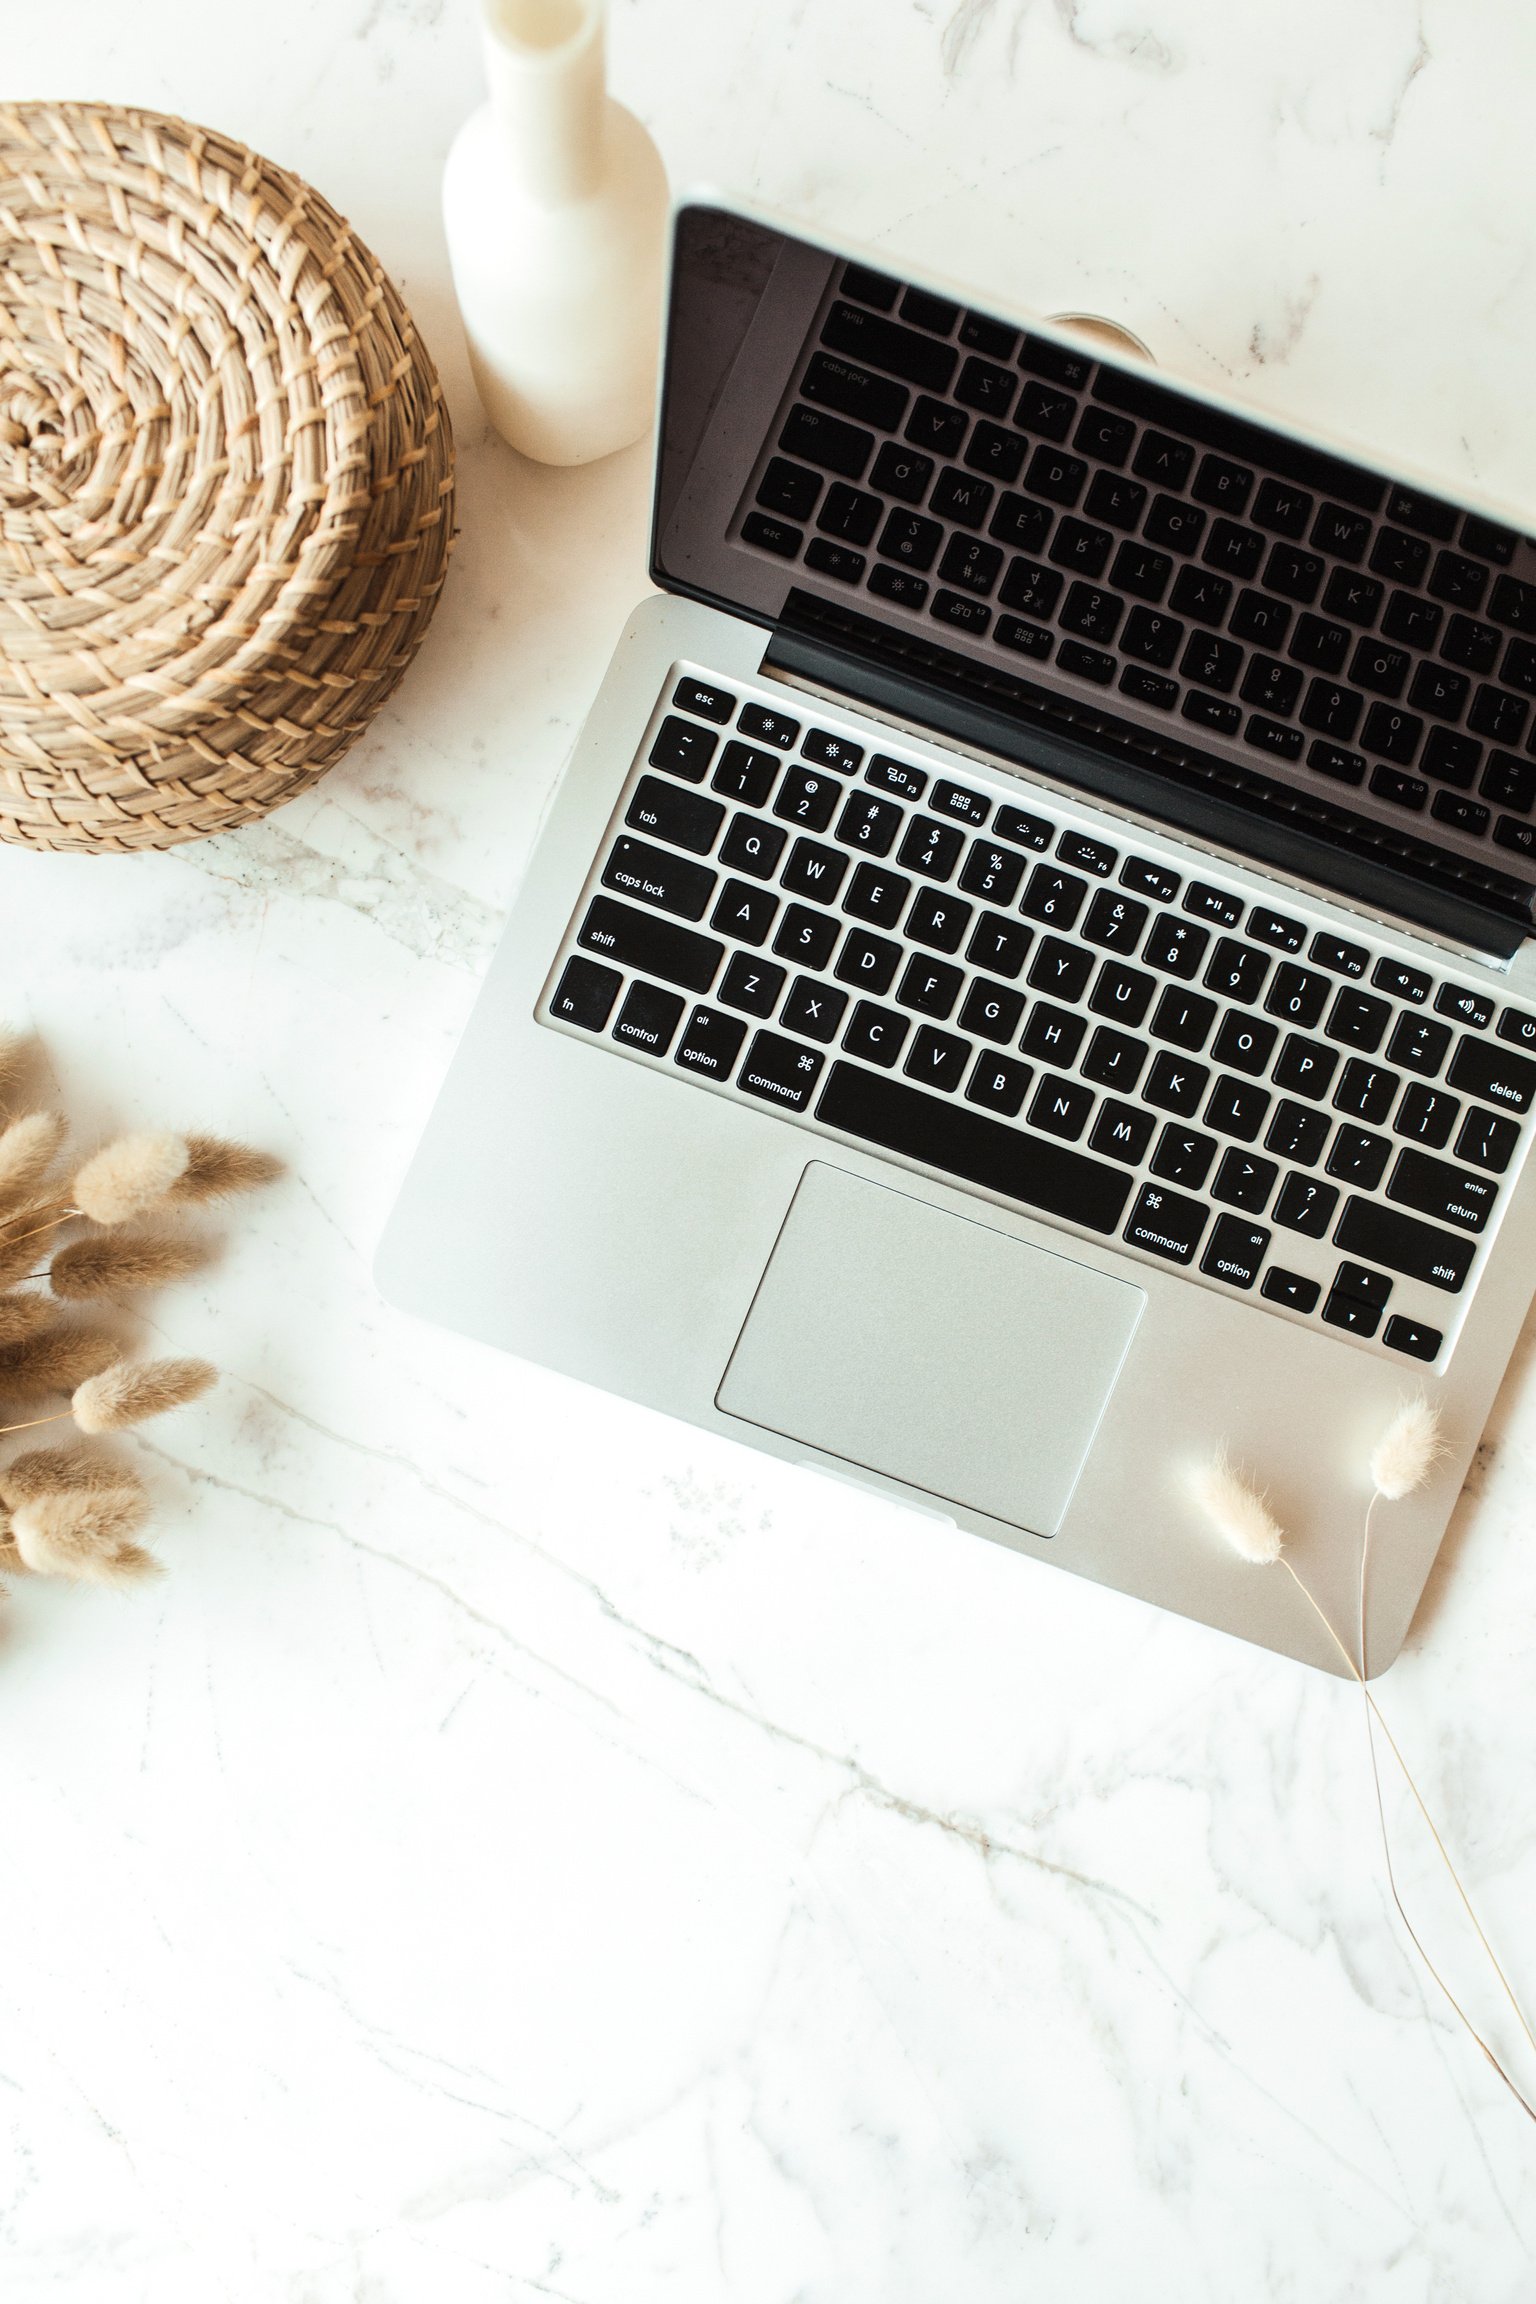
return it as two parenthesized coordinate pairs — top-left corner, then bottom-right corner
(443, 0), (669, 465)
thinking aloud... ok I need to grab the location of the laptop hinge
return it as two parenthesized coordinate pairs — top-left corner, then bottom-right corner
(766, 591), (1532, 963)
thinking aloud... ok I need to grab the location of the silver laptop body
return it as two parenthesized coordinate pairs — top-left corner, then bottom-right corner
(378, 200), (1536, 1673)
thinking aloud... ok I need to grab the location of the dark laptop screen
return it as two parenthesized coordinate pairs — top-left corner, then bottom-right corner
(652, 202), (1536, 952)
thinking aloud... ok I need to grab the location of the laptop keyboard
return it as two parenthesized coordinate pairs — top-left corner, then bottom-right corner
(734, 259), (1536, 873)
(542, 666), (1536, 1368)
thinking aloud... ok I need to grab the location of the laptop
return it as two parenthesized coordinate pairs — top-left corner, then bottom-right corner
(377, 198), (1536, 1674)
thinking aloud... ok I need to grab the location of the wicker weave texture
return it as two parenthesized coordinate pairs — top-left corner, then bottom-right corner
(0, 102), (455, 852)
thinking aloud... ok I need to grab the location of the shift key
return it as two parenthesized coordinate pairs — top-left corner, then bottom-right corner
(578, 895), (724, 994)
(601, 835), (716, 921)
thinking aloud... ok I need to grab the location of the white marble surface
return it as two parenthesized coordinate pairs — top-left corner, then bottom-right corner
(2, 4), (1535, 2298)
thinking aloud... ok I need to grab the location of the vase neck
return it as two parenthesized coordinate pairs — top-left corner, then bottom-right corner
(481, 0), (607, 206)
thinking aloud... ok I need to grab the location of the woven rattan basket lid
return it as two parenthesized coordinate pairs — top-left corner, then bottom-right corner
(0, 102), (455, 852)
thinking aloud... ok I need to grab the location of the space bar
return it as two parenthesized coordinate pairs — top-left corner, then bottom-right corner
(815, 1063), (1133, 1236)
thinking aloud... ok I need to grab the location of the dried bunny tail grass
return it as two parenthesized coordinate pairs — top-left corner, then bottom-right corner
(0, 1111), (66, 1215)
(71, 1131), (189, 1226)
(0, 1321), (120, 1400)
(170, 1135), (283, 1203)
(0, 1028), (29, 1104)
(0, 1291), (53, 1348)
(1370, 1397), (1445, 1503)
(1191, 1452), (1285, 1565)
(11, 1487), (156, 1582)
(0, 1443), (145, 1508)
(0, 1513), (25, 1574)
(72, 1356), (217, 1433)
(0, 1223), (54, 1288)
(49, 1224), (210, 1302)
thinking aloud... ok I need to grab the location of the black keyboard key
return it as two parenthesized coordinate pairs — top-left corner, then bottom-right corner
(626, 774), (724, 856)
(841, 999), (908, 1068)
(897, 953), (964, 1020)
(1081, 1025), (1149, 1092)
(1187, 696), (1241, 739)
(959, 841), (1027, 905)
(1503, 636), (1536, 695)
(1121, 607), (1185, 669)
(1021, 1002), (1087, 1067)
(1086, 473), (1147, 532)
(779, 402), (874, 480)
(1201, 1213), (1270, 1289)
(1142, 914), (1209, 978)
(964, 421), (1027, 483)
(612, 980), (684, 1057)
(1192, 454), (1252, 514)
(1017, 380), (1078, 442)
(1145, 1049), (1209, 1117)
(1029, 1072), (1095, 1142)
(1363, 717), (1424, 774)
(1123, 1183), (1210, 1265)
(712, 741), (779, 808)
(1310, 502), (1370, 561)
(1455, 1104), (1519, 1172)
(836, 791), (903, 856)
(1212, 1148), (1278, 1214)
(899, 286), (959, 335)
(1058, 640), (1115, 684)
(1202, 519), (1264, 580)
(904, 1026), (973, 1095)
(602, 836), (716, 922)
(866, 753), (926, 801)
(907, 885), (973, 954)
(673, 1005), (748, 1081)
(878, 508), (943, 570)
(1061, 580), (1123, 642)
(1072, 403), (1133, 465)
(1373, 958), (1430, 1004)
(1180, 883), (1241, 931)
(1333, 1198), (1475, 1291)
(1325, 988), (1390, 1052)
(1394, 1083), (1459, 1149)
(1230, 588), (1293, 647)
(932, 469), (997, 528)
(1246, 716), (1304, 761)
(1212, 1012), (1278, 1076)
(1322, 1285), (1384, 1338)
(814, 481), (880, 549)
(741, 513), (801, 559)
(1447, 1034), (1536, 1113)
(779, 838), (847, 905)
(904, 395), (968, 457)
(1383, 592), (1443, 650)
(1152, 1125), (1217, 1189)
(1133, 430), (1194, 489)
(1481, 751), (1536, 814)
(738, 1029), (826, 1112)
(772, 904), (840, 970)
(1332, 1058), (1399, 1125)
(870, 442), (934, 504)
(1263, 1266), (1321, 1313)
(1027, 935), (1094, 1003)
(999, 558), (1063, 618)
(955, 355), (1017, 419)
(1383, 1314), (1442, 1361)
(1387, 1147), (1497, 1232)
(779, 975), (847, 1046)
(1370, 526), (1430, 586)
(1326, 1127), (1391, 1190)
(939, 535), (1004, 596)
(898, 816), (966, 880)
(1241, 655), (1304, 716)
(841, 263), (900, 312)
(959, 978), (1027, 1044)
(966, 1051), (1034, 1117)
(994, 804), (1055, 852)
(820, 303), (955, 394)
(1386, 1013), (1452, 1076)
(967, 911), (1034, 979)
(1082, 889), (1149, 952)
(1290, 613), (1352, 672)
(1273, 1173), (1338, 1237)
(816, 1062), (1133, 1234)
(1026, 444), (1088, 506)
(1091, 1101), (1157, 1165)
(1246, 907), (1305, 953)
(1263, 542), (1324, 604)
(1436, 983), (1494, 1029)
(1409, 661), (1471, 721)
(1204, 1074), (1271, 1142)
(1469, 684), (1530, 746)
(1461, 514), (1517, 565)
(1299, 680), (1363, 742)
(1050, 520), (1113, 579)
(1499, 1005), (1536, 1051)
(1089, 963), (1155, 1030)
(1265, 964), (1330, 1029)
(1350, 637), (1410, 700)
(711, 878), (779, 946)
(774, 765), (842, 832)
(961, 313), (1018, 360)
(1272, 1034), (1338, 1101)
(1324, 568), (1384, 626)
(719, 814), (787, 881)
(719, 952), (787, 1017)
(1490, 572), (1536, 632)
(1493, 815), (1536, 865)
(672, 678), (735, 724)
(836, 928), (902, 996)
(868, 565), (930, 611)
(805, 538), (865, 586)
(1151, 985), (1216, 1052)
(550, 954), (621, 1032)
(1054, 832), (1116, 879)
(1181, 629), (1243, 692)
(1265, 1099), (1329, 1165)
(1021, 865), (1088, 930)
(1311, 741), (1368, 788)
(989, 491), (1053, 551)
(1440, 615), (1501, 677)
(650, 715), (720, 781)
(1204, 938), (1270, 1003)
(1253, 478), (1313, 538)
(1169, 566), (1229, 620)
(1121, 857), (1181, 903)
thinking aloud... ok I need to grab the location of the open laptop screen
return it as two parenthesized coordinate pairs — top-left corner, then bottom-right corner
(652, 202), (1536, 953)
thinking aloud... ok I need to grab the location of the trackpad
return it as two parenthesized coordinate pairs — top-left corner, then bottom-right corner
(717, 1164), (1144, 1535)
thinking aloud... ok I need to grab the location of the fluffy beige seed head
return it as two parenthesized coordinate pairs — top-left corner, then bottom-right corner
(49, 1224), (209, 1302)
(0, 1444), (145, 1508)
(170, 1135), (283, 1204)
(0, 1291), (53, 1348)
(72, 1132), (189, 1226)
(1191, 1453), (1285, 1565)
(0, 1111), (65, 1216)
(11, 1487), (155, 1582)
(0, 1511), (25, 1574)
(1370, 1398), (1445, 1502)
(0, 1028), (28, 1103)
(72, 1356), (217, 1433)
(0, 1322), (120, 1400)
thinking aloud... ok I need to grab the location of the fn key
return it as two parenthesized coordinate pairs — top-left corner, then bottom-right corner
(550, 954), (621, 1030)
